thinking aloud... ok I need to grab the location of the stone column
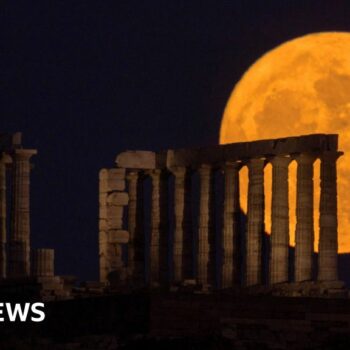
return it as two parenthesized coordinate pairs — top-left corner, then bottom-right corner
(269, 155), (291, 284)
(0, 154), (9, 279)
(294, 153), (316, 282)
(197, 164), (215, 289)
(32, 249), (54, 277)
(318, 151), (342, 281)
(8, 149), (37, 278)
(172, 167), (192, 284)
(246, 158), (265, 286)
(222, 162), (240, 288)
(99, 168), (128, 284)
(99, 169), (109, 283)
(126, 171), (144, 284)
(149, 169), (168, 287)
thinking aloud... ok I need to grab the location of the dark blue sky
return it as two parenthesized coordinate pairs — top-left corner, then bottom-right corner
(1, 1), (350, 280)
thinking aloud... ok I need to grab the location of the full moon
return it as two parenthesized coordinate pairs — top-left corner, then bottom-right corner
(220, 32), (350, 253)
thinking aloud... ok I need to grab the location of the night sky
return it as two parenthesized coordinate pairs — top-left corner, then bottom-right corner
(1, 1), (350, 281)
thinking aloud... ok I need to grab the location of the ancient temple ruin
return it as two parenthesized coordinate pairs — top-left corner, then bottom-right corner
(0, 132), (67, 300)
(0, 132), (38, 279)
(99, 134), (343, 292)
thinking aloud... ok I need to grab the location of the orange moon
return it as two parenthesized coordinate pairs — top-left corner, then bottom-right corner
(220, 32), (350, 253)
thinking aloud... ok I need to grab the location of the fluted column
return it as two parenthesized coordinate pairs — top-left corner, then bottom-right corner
(126, 171), (144, 284)
(222, 162), (240, 288)
(8, 149), (37, 278)
(246, 158), (265, 286)
(0, 154), (9, 279)
(294, 153), (316, 282)
(269, 155), (291, 284)
(197, 164), (215, 289)
(32, 249), (54, 277)
(149, 169), (168, 287)
(172, 167), (192, 284)
(318, 151), (342, 281)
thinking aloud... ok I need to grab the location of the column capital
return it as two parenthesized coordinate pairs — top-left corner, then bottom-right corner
(293, 152), (317, 165)
(319, 151), (343, 162)
(13, 149), (37, 161)
(148, 168), (162, 176)
(0, 153), (12, 164)
(269, 155), (292, 167)
(198, 164), (212, 175)
(126, 170), (140, 181)
(222, 161), (242, 171)
(246, 157), (265, 169)
(170, 166), (188, 178)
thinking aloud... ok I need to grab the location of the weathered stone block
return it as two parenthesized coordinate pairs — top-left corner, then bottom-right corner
(109, 168), (126, 177)
(100, 179), (126, 192)
(99, 219), (108, 231)
(99, 168), (126, 192)
(107, 192), (129, 206)
(107, 217), (123, 229)
(109, 179), (125, 191)
(106, 205), (124, 218)
(99, 206), (107, 219)
(99, 168), (109, 180)
(116, 150), (156, 169)
(99, 193), (107, 205)
(108, 230), (129, 244)
(99, 231), (108, 244)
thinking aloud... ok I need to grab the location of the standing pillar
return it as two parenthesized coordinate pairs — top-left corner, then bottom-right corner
(270, 155), (291, 284)
(0, 154), (10, 279)
(8, 149), (37, 278)
(126, 171), (144, 284)
(246, 158), (265, 286)
(197, 164), (215, 289)
(99, 169), (109, 283)
(172, 167), (192, 284)
(32, 249), (54, 277)
(99, 168), (128, 284)
(222, 162), (240, 288)
(149, 169), (168, 287)
(318, 151), (342, 281)
(294, 153), (316, 282)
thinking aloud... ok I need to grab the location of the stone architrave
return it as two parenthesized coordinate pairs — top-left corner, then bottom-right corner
(197, 164), (215, 289)
(8, 149), (37, 278)
(269, 155), (291, 284)
(246, 158), (265, 287)
(116, 151), (156, 169)
(172, 167), (192, 283)
(221, 162), (240, 288)
(318, 151), (342, 281)
(294, 153), (316, 282)
(149, 169), (168, 287)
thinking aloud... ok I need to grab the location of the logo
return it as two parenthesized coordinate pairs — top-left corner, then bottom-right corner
(0, 303), (45, 322)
